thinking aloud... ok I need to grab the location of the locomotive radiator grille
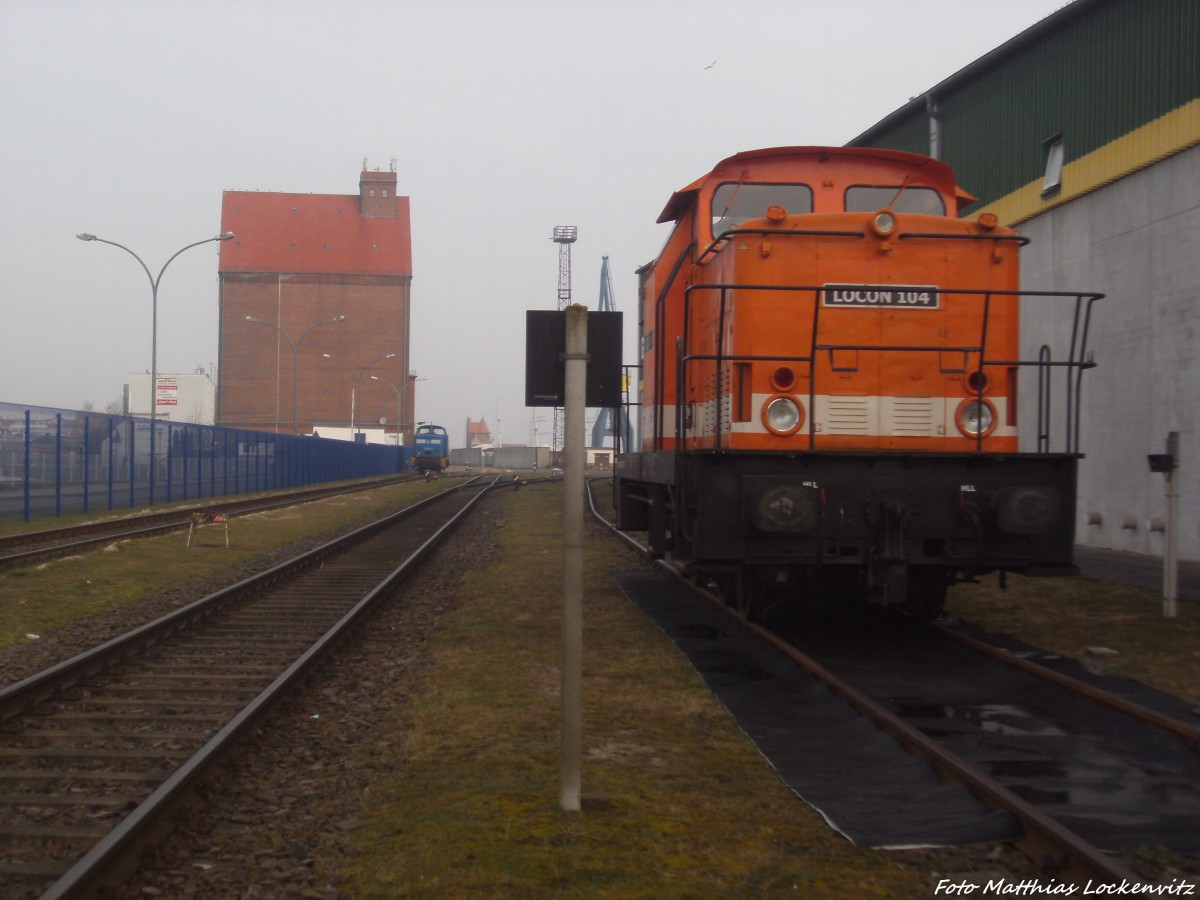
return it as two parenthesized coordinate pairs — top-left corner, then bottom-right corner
(817, 396), (941, 437)
(889, 397), (938, 436)
(822, 396), (872, 435)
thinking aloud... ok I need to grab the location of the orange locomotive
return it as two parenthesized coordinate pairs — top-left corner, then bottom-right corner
(615, 147), (1100, 618)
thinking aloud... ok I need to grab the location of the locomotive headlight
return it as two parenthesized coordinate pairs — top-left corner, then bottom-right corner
(956, 398), (997, 437)
(763, 395), (804, 435)
(997, 486), (1060, 534)
(871, 210), (897, 237)
(753, 483), (822, 533)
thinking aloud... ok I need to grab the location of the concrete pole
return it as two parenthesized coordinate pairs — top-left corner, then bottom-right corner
(561, 304), (587, 812)
(1164, 431), (1180, 618)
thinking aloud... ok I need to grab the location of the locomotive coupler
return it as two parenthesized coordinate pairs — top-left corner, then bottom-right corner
(866, 496), (911, 605)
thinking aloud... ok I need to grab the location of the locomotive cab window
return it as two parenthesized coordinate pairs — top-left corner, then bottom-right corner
(711, 183), (813, 237)
(845, 185), (945, 216)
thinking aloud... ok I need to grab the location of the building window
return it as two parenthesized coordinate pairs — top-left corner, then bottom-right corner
(1042, 135), (1064, 197)
(382, 190), (389, 198)
(369, 189), (376, 198)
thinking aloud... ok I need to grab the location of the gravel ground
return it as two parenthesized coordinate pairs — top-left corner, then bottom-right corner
(3, 489), (1178, 897)
(109, 499), (502, 899)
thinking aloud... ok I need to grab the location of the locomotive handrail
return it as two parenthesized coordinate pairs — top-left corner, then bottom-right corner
(626, 147), (1104, 614)
(616, 363), (643, 456)
(696, 227), (864, 266)
(676, 282), (1102, 454)
(807, 346), (1099, 368)
(653, 241), (697, 450)
(695, 227), (1030, 268)
(898, 231), (1031, 246)
(1070, 290), (1098, 453)
(686, 283), (1104, 301)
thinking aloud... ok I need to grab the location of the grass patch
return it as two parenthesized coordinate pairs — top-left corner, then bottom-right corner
(344, 483), (927, 898)
(0, 480), (445, 650)
(946, 573), (1200, 708)
(0, 479), (408, 538)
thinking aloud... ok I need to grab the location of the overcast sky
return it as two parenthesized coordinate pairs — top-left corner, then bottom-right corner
(1, 0), (1071, 447)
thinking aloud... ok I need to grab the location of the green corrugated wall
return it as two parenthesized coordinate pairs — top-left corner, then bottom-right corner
(851, 0), (1200, 212)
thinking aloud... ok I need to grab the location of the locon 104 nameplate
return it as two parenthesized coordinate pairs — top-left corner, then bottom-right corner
(822, 284), (940, 309)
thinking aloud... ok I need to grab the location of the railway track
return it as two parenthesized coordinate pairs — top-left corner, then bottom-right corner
(0, 474), (429, 573)
(0, 474), (508, 898)
(585, 479), (1194, 887)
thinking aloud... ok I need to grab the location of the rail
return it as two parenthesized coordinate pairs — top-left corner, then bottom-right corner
(939, 623), (1200, 753)
(584, 479), (1145, 888)
(0, 474), (432, 573)
(1, 475), (511, 897)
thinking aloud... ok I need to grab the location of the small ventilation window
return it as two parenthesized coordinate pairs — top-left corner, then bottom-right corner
(1042, 135), (1064, 197)
(382, 190), (389, 198)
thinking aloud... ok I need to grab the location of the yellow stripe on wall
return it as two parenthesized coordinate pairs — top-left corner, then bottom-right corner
(978, 98), (1200, 227)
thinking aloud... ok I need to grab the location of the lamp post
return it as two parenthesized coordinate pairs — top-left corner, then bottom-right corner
(369, 375), (403, 446)
(76, 230), (235, 505)
(245, 315), (345, 434)
(323, 352), (396, 437)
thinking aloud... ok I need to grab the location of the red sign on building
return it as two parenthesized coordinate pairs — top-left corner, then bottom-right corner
(156, 377), (179, 406)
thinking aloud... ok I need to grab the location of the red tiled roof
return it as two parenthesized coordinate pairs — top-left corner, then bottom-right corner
(219, 190), (412, 276)
(467, 417), (490, 434)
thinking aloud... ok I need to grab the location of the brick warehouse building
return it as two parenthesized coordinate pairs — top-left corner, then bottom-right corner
(216, 166), (413, 440)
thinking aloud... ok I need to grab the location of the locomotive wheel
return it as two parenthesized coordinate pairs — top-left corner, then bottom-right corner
(715, 573), (755, 619)
(734, 577), (755, 618)
(906, 569), (948, 620)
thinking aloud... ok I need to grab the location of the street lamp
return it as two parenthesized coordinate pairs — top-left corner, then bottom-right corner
(369, 375), (403, 446)
(76, 230), (235, 505)
(245, 315), (345, 434)
(323, 352), (396, 437)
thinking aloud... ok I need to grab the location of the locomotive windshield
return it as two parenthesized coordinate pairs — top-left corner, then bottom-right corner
(711, 182), (813, 236)
(845, 185), (945, 215)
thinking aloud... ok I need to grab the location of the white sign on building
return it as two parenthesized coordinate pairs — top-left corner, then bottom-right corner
(127, 371), (215, 424)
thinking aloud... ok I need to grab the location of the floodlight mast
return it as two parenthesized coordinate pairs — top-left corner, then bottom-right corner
(552, 226), (578, 310)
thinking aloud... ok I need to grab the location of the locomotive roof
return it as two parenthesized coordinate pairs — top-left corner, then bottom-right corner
(656, 146), (965, 224)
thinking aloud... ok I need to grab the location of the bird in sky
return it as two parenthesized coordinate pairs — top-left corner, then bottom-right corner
(704, 59), (717, 69)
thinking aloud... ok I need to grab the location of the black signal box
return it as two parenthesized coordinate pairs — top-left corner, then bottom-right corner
(525, 310), (623, 408)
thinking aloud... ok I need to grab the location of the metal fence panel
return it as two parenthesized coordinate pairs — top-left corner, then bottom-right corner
(0, 402), (413, 523)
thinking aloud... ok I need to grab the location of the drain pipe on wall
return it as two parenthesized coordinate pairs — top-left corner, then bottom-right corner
(1149, 432), (1180, 618)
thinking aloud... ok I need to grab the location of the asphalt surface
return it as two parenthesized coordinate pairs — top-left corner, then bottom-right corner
(615, 571), (1023, 848)
(1074, 545), (1199, 603)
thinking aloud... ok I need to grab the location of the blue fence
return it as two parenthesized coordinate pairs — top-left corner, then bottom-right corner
(0, 402), (414, 523)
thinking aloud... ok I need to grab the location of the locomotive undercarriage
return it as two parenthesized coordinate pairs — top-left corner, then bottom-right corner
(411, 454), (447, 475)
(615, 449), (1080, 620)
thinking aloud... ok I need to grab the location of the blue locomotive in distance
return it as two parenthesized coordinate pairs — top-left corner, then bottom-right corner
(411, 423), (449, 474)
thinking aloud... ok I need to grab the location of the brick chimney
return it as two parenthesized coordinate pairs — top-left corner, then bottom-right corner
(359, 168), (397, 218)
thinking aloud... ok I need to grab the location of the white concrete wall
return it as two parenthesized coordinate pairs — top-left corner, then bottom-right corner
(306, 426), (395, 445)
(493, 446), (552, 469)
(1018, 145), (1200, 560)
(127, 371), (216, 425)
